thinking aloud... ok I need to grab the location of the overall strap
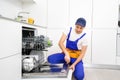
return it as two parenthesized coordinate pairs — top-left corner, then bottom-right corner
(67, 27), (72, 40)
(76, 33), (86, 42)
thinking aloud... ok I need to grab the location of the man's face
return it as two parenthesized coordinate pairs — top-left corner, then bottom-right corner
(75, 25), (84, 34)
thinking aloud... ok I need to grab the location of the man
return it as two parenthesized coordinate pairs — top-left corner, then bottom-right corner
(48, 18), (88, 80)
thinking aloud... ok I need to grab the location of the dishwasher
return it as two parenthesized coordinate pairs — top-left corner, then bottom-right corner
(22, 27), (73, 80)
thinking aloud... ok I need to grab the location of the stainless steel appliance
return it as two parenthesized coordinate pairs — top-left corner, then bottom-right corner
(117, 5), (120, 56)
(117, 27), (120, 56)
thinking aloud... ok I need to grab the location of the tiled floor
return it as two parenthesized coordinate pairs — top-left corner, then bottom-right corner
(84, 68), (120, 80)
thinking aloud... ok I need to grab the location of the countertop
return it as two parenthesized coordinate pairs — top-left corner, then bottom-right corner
(0, 15), (47, 29)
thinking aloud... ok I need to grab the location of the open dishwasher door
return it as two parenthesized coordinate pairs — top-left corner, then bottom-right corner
(22, 63), (73, 80)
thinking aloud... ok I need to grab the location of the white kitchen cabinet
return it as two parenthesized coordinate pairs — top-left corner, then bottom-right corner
(0, 54), (21, 80)
(83, 29), (92, 64)
(22, 0), (47, 27)
(116, 56), (120, 65)
(93, 0), (118, 29)
(0, 18), (21, 59)
(0, 0), (22, 19)
(69, 0), (92, 29)
(92, 29), (116, 65)
(48, 0), (69, 29)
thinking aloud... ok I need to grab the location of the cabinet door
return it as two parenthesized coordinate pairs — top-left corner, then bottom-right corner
(0, 54), (21, 80)
(0, 19), (21, 59)
(83, 29), (92, 64)
(92, 29), (116, 65)
(69, 0), (92, 29)
(0, 0), (21, 19)
(93, 0), (118, 28)
(117, 56), (120, 65)
(48, 0), (69, 29)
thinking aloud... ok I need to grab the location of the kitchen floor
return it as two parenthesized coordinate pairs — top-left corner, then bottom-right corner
(84, 68), (120, 80)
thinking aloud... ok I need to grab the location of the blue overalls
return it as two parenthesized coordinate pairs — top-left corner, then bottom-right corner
(48, 27), (86, 80)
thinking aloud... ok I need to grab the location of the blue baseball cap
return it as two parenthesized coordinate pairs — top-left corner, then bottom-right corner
(75, 18), (86, 27)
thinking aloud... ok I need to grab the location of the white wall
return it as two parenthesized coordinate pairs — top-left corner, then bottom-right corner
(0, 0), (22, 19)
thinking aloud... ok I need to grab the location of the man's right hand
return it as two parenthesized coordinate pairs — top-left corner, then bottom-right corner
(64, 54), (70, 64)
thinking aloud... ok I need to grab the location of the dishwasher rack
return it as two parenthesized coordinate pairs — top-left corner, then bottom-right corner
(22, 35), (52, 51)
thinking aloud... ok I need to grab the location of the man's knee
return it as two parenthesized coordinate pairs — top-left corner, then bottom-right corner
(47, 53), (65, 64)
(47, 55), (55, 63)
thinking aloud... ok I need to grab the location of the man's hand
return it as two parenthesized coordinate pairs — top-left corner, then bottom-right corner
(69, 64), (75, 72)
(64, 55), (70, 64)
